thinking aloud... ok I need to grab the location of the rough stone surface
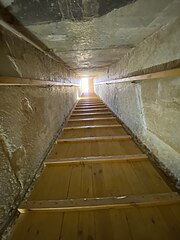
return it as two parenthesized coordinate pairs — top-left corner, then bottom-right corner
(95, 17), (180, 181)
(0, 25), (78, 84)
(0, 25), (80, 232)
(1, 0), (134, 23)
(1, 0), (178, 77)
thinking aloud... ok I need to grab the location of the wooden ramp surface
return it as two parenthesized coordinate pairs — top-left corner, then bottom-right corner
(9, 95), (180, 240)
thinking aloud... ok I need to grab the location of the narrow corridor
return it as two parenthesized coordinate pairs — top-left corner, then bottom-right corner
(8, 95), (180, 240)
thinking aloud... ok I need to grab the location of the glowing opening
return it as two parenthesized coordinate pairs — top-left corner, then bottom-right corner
(81, 77), (89, 93)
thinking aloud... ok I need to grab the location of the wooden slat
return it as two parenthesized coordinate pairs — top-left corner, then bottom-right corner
(45, 154), (148, 165)
(77, 102), (104, 104)
(77, 102), (104, 106)
(75, 105), (106, 109)
(61, 125), (127, 138)
(68, 117), (116, 122)
(66, 119), (119, 127)
(95, 68), (180, 85)
(19, 192), (180, 213)
(73, 108), (109, 112)
(78, 101), (103, 103)
(57, 135), (131, 143)
(71, 112), (112, 116)
(75, 107), (106, 111)
(49, 138), (142, 159)
(63, 124), (121, 130)
(76, 105), (105, 108)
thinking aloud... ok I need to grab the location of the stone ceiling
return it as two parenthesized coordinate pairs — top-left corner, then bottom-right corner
(1, 0), (180, 77)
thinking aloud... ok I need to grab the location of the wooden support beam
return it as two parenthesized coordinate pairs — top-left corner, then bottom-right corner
(75, 106), (106, 109)
(19, 192), (180, 213)
(77, 102), (104, 105)
(95, 68), (180, 85)
(0, 76), (80, 86)
(71, 112), (112, 116)
(45, 154), (148, 165)
(76, 105), (105, 108)
(63, 124), (122, 130)
(73, 108), (109, 112)
(68, 117), (116, 122)
(57, 135), (131, 143)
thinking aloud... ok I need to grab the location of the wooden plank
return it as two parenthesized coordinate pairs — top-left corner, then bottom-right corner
(68, 117), (116, 121)
(94, 209), (113, 239)
(57, 135), (131, 143)
(157, 204), (180, 239)
(131, 161), (171, 194)
(78, 101), (103, 104)
(110, 209), (132, 240)
(66, 119), (119, 127)
(75, 105), (107, 109)
(76, 105), (106, 108)
(28, 165), (72, 201)
(73, 108), (109, 112)
(63, 124), (121, 130)
(0, 76), (80, 86)
(77, 103), (104, 106)
(76, 103), (104, 106)
(61, 126), (128, 139)
(71, 112), (112, 116)
(49, 139), (142, 159)
(95, 68), (180, 85)
(67, 165), (82, 199)
(45, 154), (148, 165)
(78, 211), (96, 240)
(19, 192), (180, 213)
(80, 164), (93, 198)
(8, 212), (63, 240)
(60, 212), (79, 239)
(70, 113), (113, 119)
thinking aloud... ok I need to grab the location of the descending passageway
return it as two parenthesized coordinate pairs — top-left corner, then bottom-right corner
(8, 95), (180, 240)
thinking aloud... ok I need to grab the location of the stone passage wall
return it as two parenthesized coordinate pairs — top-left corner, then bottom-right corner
(95, 18), (180, 182)
(0, 25), (80, 232)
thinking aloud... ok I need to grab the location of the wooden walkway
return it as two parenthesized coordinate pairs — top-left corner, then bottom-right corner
(9, 96), (180, 240)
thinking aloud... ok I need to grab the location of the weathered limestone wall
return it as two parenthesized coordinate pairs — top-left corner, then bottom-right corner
(0, 25), (80, 232)
(95, 18), (180, 182)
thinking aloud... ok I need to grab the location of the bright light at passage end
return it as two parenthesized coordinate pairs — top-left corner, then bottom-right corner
(81, 77), (89, 93)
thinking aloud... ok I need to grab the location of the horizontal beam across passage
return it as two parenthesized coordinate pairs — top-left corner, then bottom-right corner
(71, 112), (112, 116)
(19, 192), (180, 213)
(0, 76), (80, 86)
(63, 124), (122, 130)
(73, 108), (109, 112)
(95, 68), (180, 85)
(57, 135), (131, 143)
(45, 154), (148, 165)
(75, 105), (107, 109)
(68, 117), (116, 121)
